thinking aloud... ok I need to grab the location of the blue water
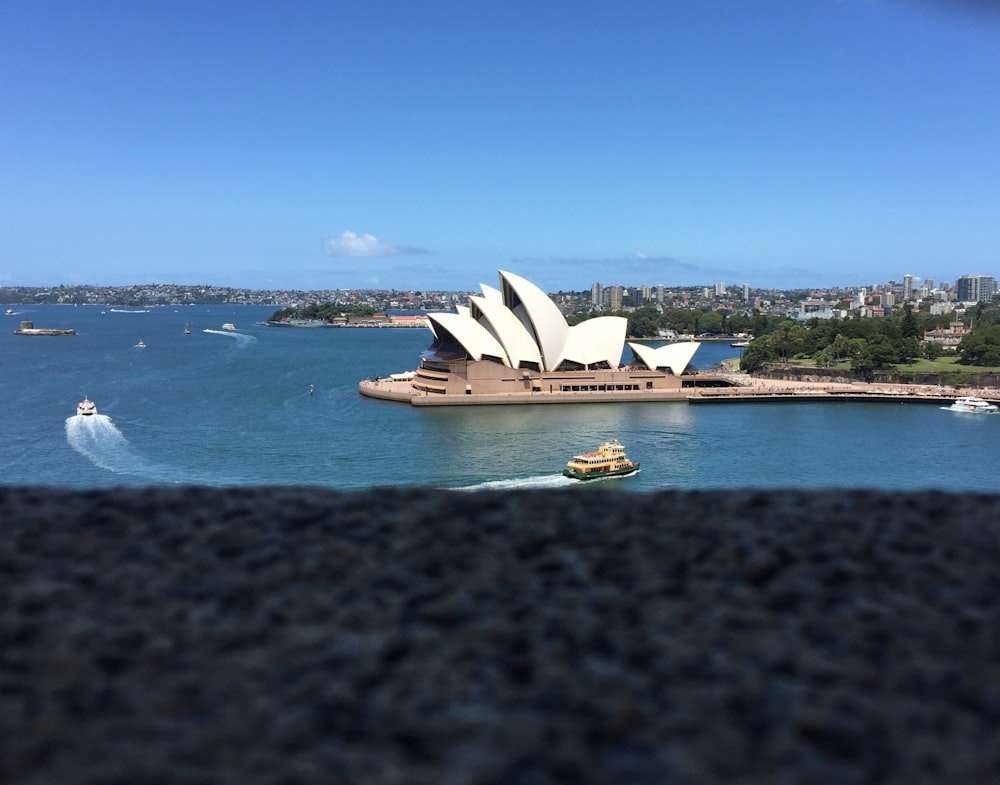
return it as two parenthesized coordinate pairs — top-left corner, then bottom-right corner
(3, 304), (997, 491)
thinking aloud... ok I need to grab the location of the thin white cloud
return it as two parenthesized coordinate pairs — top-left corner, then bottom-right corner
(323, 231), (426, 258)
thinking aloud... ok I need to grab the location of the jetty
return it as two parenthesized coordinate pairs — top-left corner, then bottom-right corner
(13, 320), (75, 336)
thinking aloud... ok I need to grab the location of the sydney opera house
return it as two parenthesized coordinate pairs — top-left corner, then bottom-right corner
(360, 270), (715, 406)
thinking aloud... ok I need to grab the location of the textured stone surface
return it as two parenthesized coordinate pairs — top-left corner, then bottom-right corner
(2, 486), (1000, 784)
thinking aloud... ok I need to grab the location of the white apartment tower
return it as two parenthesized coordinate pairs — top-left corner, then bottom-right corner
(591, 282), (603, 308)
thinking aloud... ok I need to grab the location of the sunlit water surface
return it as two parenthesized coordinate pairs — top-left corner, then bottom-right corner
(3, 304), (996, 492)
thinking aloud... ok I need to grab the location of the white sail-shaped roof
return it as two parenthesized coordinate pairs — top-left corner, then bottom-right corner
(499, 270), (569, 372)
(555, 316), (628, 368)
(468, 294), (542, 369)
(425, 271), (699, 376)
(479, 283), (504, 304)
(627, 341), (700, 375)
(427, 312), (511, 366)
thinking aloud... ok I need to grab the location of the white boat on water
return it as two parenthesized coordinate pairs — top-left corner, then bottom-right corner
(76, 398), (97, 416)
(221, 323), (236, 331)
(947, 396), (998, 414)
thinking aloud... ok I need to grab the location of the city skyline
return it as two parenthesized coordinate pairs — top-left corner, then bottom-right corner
(1, 1), (998, 293)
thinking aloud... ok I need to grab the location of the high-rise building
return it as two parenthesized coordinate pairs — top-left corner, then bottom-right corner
(903, 274), (918, 300)
(955, 275), (998, 303)
(656, 283), (664, 305)
(609, 285), (624, 312)
(591, 282), (603, 308)
(742, 282), (750, 302)
(715, 282), (726, 297)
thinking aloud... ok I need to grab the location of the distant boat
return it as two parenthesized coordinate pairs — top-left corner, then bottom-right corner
(221, 323), (236, 331)
(947, 396), (998, 414)
(135, 340), (146, 348)
(563, 439), (639, 481)
(76, 398), (97, 416)
(184, 322), (191, 334)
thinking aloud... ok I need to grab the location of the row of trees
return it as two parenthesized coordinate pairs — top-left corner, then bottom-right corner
(268, 303), (376, 322)
(573, 306), (789, 340)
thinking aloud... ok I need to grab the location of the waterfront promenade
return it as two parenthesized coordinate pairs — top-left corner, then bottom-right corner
(360, 372), (1000, 407)
(689, 373), (1000, 406)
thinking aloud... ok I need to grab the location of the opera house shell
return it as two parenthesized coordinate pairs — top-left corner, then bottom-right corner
(360, 270), (704, 405)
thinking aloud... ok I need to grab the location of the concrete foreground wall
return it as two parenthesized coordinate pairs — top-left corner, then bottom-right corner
(3, 486), (1000, 785)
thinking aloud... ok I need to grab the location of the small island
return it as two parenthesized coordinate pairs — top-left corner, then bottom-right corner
(13, 319), (75, 336)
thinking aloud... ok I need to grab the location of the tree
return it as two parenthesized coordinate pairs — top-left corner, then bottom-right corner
(900, 304), (919, 339)
(868, 335), (900, 367)
(740, 335), (777, 373)
(626, 307), (661, 338)
(770, 321), (807, 361)
(922, 341), (943, 360)
(698, 310), (724, 335)
(957, 325), (1000, 366)
(661, 308), (696, 334)
(851, 347), (876, 381)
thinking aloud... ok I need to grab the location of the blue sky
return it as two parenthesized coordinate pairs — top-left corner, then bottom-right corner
(1, 0), (998, 293)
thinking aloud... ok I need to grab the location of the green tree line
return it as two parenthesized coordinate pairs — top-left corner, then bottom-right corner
(268, 303), (376, 322)
(737, 303), (1000, 378)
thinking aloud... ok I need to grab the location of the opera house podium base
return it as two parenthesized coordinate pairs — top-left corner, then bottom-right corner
(358, 374), (718, 406)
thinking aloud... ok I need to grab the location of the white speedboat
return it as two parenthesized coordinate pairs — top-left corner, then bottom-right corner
(947, 396), (998, 414)
(76, 398), (97, 416)
(221, 323), (236, 331)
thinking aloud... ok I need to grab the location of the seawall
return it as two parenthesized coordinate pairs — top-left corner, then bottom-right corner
(3, 485), (1000, 784)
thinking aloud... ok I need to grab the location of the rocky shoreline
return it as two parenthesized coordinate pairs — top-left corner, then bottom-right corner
(3, 485), (1000, 784)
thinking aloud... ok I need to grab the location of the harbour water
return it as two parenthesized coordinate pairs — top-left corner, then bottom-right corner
(3, 304), (998, 492)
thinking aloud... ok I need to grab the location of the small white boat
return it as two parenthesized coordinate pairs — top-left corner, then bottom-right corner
(221, 323), (236, 331)
(135, 339), (146, 348)
(947, 396), (998, 414)
(76, 398), (97, 416)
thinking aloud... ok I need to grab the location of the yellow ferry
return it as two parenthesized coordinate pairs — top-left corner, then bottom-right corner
(563, 439), (639, 481)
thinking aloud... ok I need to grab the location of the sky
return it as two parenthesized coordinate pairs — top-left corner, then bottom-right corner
(1, 0), (998, 293)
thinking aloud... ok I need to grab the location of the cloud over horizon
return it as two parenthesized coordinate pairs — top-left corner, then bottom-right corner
(323, 231), (427, 258)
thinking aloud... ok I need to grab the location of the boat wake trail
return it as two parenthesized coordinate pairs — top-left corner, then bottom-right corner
(65, 415), (185, 482)
(451, 474), (577, 491)
(202, 329), (257, 344)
